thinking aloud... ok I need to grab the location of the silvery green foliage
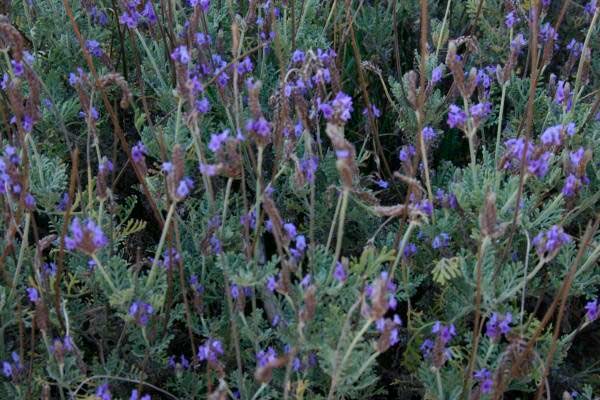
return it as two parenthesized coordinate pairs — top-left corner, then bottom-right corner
(0, 0), (600, 399)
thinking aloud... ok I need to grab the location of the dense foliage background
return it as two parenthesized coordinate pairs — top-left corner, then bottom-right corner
(1, 0), (600, 398)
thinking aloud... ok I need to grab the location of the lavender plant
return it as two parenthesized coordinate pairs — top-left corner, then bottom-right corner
(1, 0), (600, 399)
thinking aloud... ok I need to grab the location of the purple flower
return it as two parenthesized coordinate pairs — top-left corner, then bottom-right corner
(199, 163), (218, 176)
(130, 389), (151, 400)
(129, 300), (154, 326)
(505, 11), (519, 28)
(541, 124), (563, 146)
(189, 0), (210, 11)
(208, 130), (230, 153)
(209, 235), (221, 254)
(283, 223), (297, 239)
(230, 283), (239, 299)
(422, 126), (437, 142)
(266, 276), (277, 292)
(403, 243), (417, 258)
(42, 262), (57, 277)
(470, 102), (491, 121)
(85, 40), (102, 57)
(539, 23), (558, 44)
(300, 157), (319, 183)
(171, 46), (190, 64)
(585, 299), (599, 321)
(291, 49), (305, 64)
(89, 6), (109, 26)
(159, 248), (181, 269)
(95, 383), (112, 400)
(533, 225), (570, 256)
(432, 321), (456, 344)
(65, 217), (108, 255)
(196, 97), (211, 114)
(195, 32), (212, 46)
(375, 179), (388, 189)
(119, 6), (142, 28)
(2, 361), (12, 378)
(362, 104), (382, 118)
(198, 338), (224, 362)
(26, 287), (39, 303)
(11, 59), (24, 76)
(447, 104), (467, 128)
(569, 147), (585, 169)
(511, 34), (527, 53)
(566, 39), (583, 58)
(399, 144), (416, 162)
(584, 0), (598, 16)
(333, 262), (347, 282)
(25, 192), (36, 209)
(527, 152), (552, 178)
(486, 312), (512, 341)
(132, 141), (148, 163)
(246, 117), (271, 138)
(562, 174), (581, 197)
(431, 65), (444, 85)
(142, 1), (156, 24)
(257, 347), (277, 367)
(474, 368), (493, 394)
(331, 92), (353, 122)
(432, 233), (450, 249)
(420, 339), (434, 357)
(295, 235), (307, 252)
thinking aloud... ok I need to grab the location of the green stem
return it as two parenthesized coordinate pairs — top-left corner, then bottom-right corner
(434, 0), (452, 59)
(327, 318), (373, 400)
(329, 189), (349, 278)
(91, 254), (117, 293)
(134, 29), (167, 89)
(10, 213), (31, 299)
(145, 203), (177, 290)
(435, 368), (445, 400)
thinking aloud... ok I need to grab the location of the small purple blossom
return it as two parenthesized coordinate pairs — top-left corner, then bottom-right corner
(257, 347), (277, 367)
(474, 368), (494, 394)
(129, 300), (154, 326)
(333, 262), (347, 282)
(198, 338), (224, 363)
(132, 141), (148, 163)
(85, 40), (102, 57)
(362, 104), (382, 119)
(585, 299), (599, 321)
(65, 217), (108, 255)
(447, 104), (467, 128)
(399, 145), (416, 162)
(486, 312), (512, 341)
(432, 233), (450, 250)
(208, 130), (230, 153)
(95, 383), (112, 400)
(422, 126), (437, 142)
(532, 225), (570, 257)
(505, 11), (519, 28)
(291, 49), (305, 64)
(431, 65), (444, 84)
(27, 287), (39, 303)
(171, 46), (190, 64)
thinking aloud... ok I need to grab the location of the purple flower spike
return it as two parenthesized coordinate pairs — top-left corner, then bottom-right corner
(447, 104), (467, 128)
(585, 299), (599, 321)
(198, 338), (224, 363)
(171, 46), (190, 64)
(129, 300), (154, 326)
(27, 287), (39, 303)
(64, 217), (108, 255)
(474, 368), (494, 394)
(532, 225), (570, 257)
